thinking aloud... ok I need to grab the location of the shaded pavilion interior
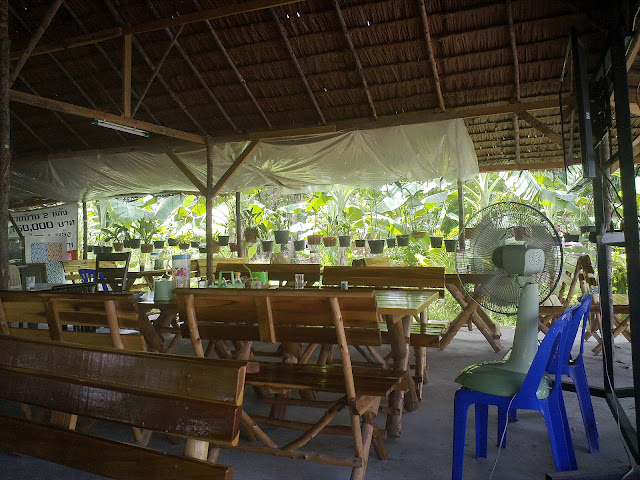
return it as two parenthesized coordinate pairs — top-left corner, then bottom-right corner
(2, 0), (640, 477)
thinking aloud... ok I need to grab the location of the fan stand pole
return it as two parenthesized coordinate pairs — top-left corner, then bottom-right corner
(503, 282), (540, 374)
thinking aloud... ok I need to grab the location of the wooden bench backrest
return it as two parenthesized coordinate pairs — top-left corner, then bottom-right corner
(95, 252), (131, 292)
(195, 257), (248, 279)
(322, 266), (445, 289)
(215, 263), (322, 285)
(63, 259), (96, 283)
(0, 292), (145, 351)
(0, 334), (246, 446)
(175, 288), (381, 347)
(544, 255), (594, 307)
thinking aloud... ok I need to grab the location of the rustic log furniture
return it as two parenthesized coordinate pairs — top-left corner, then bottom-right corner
(215, 262), (322, 286)
(0, 335), (247, 480)
(95, 251), (131, 292)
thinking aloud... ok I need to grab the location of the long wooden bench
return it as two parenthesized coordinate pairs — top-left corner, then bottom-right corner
(0, 334), (248, 479)
(322, 266), (445, 391)
(175, 287), (405, 480)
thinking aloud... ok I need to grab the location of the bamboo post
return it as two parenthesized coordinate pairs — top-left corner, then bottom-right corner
(457, 179), (465, 247)
(205, 136), (214, 285)
(82, 200), (88, 259)
(0, 0), (9, 290)
(235, 191), (242, 257)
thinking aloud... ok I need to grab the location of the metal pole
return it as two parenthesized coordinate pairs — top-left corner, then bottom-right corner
(205, 136), (214, 285)
(235, 191), (242, 258)
(0, 0), (10, 290)
(610, 22), (640, 460)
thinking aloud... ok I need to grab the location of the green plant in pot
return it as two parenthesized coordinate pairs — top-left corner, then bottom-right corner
(322, 214), (339, 247)
(100, 223), (128, 252)
(133, 217), (159, 253)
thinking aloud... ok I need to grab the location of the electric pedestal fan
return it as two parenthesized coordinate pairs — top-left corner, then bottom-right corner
(456, 202), (563, 378)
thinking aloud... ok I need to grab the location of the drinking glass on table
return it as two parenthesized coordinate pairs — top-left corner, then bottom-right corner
(295, 273), (305, 289)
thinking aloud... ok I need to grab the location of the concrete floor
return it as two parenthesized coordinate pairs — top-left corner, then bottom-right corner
(0, 326), (636, 480)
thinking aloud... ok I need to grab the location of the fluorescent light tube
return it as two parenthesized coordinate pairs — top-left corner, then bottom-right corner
(91, 118), (150, 137)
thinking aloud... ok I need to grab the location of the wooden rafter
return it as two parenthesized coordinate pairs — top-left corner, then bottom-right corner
(516, 109), (564, 147)
(122, 34), (132, 117)
(506, 0), (521, 165)
(63, 4), (160, 124)
(193, 0), (272, 129)
(418, 0), (445, 112)
(8, 0), (63, 86)
(513, 114), (520, 164)
(104, 0), (206, 136)
(10, 0), (301, 61)
(210, 141), (261, 197)
(18, 76), (89, 149)
(10, 110), (52, 152)
(146, 1), (239, 134)
(271, 9), (326, 125)
(132, 25), (185, 117)
(9, 90), (205, 144)
(332, 0), (377, 120)
(166, 149), (206, 194)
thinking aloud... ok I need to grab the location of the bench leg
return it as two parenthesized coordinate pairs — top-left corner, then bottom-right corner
(351, 398), (381, 480)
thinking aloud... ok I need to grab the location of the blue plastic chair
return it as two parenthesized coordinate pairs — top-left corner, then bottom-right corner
(78, 268), (108, 292)
(451, 301), (588, 480)
(552, 292), (598, 453)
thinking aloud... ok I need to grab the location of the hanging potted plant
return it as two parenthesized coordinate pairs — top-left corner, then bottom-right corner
(100, 223), (128, 252)
(444, 238), (458, 253)
(261, 240), (274, 253)
(323, 214), (339, 247)
(293, 238), (307, 251)
(429, 227), (444, 248)
(273, 213), (290, 245)
(306, 204), (323, 245)
(154, 240), (165, 249)
(133, 217), (158, 253)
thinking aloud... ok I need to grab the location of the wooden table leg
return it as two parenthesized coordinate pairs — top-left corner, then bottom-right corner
(384, 314), (411, 437)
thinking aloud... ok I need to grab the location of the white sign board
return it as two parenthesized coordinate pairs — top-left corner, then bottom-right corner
(10, 204), (78, 256)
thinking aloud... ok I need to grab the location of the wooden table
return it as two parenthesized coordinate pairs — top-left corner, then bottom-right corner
(444, 273), (503, 352)
(136, 287), (440, 438)
(125, 269), (166, 291)
(374, 289), (440, 437)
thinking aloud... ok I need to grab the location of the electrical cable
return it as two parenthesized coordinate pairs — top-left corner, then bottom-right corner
(488, 395), (517, 480)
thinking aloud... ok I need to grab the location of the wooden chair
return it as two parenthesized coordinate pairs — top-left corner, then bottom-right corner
(95, 251), (131, 292)
(0, 335), (247, 479)
(322, 266), (445, 391)
(176, 287), (405, 480)
(215, 262), (322, 286)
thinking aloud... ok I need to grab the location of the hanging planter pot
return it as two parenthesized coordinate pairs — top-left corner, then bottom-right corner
(430, 236), (443, 248)
(411, 231), (428, 239)
(323, 236), (338, 247)
(464, 227), (474, 238)
(141, 243), (154, 254)
(444, 239), (458, 253)
(190, 241), (200, 248)
(354, 239), (366, 248)
(178, 243), (190, 250)
(307, 234), (323, 245)
(229, 242), (238, 252)
(338, 235), (351, 248)
(293, 239), (307, 251)
(113, 242), (124, 252)
(396, 235), (410, 247)
(274, 230), (290, 244)
(386, 237), (396, 248)
(167, 238), (178, 246)
(101, 245), (113, 254)
(368, 239), (386, 255)
(217, 235), (230, 246)
(153, 240), (165, 249)
(129, 239), (141, 249)
(564, 233), (580, 242)
(87, 245), (95, 253)
(579, 225), (596, 234)
(199, 247), (208, 254)
(92, 246), (102, 254)
(122, 239), (132, 248)
(244, 228), (259, 243)
(261, 240), (274, 253)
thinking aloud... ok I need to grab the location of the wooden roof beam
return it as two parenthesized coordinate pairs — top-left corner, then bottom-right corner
(516, 109), (564, 147)
(146, 1), (239, 134)
(103, 0), (207, 136)
(418, 0), (445, 112)
(506, 0), (521, 165)
(270, 8), (326, 125)
(132, 25), (185, 117)
(9, 89), (205, 144)
(513, 113), (521, 164)
(332, 0), (377, 120)
(10, 110), (52, 152)
(210, 141), (261, 198)
(62, 3), (160, 125)
(166, 149), (206, 194)
(193, 0), (272, 129)
(10, 0), (301, 61)
(17, 76), (90, 149)
(8, 0), (63, 87)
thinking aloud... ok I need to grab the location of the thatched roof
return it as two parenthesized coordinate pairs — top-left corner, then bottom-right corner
(6, 0), (633, 174)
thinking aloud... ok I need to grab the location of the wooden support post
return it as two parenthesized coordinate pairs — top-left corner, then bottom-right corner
(122, 34), (132, 117)
(205, 136), (214, 285)
(418, 0), (445, 111)
(9, 0), (63, 87)
(0, 0), (9, 290)
(235, 192), (242, 258)
(82, 200), (88, 259)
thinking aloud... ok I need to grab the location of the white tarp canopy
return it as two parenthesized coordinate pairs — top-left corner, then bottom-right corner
(10, 119), (478, 204)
